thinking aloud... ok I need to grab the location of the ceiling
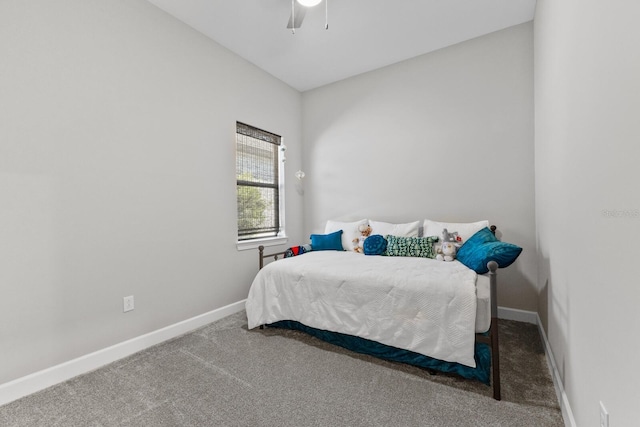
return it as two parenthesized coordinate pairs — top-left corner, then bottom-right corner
(146, 0), (536, 92)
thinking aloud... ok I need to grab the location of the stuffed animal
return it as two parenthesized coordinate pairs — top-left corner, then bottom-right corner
(441, 228), (462, 246)
(435, 228), (463, 261)
(436, 241), (457, 262)
(352, 224), (372, 253)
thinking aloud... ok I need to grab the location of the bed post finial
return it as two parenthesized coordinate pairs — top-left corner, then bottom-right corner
(259, 245), (265, 269)
(487, 260), (498, 273)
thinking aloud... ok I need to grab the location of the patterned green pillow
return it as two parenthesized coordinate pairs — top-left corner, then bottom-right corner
(384, 235), (438, 259)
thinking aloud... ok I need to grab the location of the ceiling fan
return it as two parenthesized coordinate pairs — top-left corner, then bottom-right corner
(287, 0), (328, 33)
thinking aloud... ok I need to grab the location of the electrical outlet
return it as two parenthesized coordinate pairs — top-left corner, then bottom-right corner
(123, 295), (135, 313)
(600, 401), (609, 427)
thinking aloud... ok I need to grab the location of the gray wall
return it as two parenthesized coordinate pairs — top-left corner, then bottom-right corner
(535, 1), (640, 425)
(0, 0), (303, 384)
(301, 23), (536, 311)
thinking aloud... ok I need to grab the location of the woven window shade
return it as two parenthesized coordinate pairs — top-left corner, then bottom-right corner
(236, 122), (281, 240)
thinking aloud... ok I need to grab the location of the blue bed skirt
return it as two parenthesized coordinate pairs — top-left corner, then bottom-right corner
(269, 320), (491, 385)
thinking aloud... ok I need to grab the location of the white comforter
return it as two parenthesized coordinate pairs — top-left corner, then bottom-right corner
(245, 251), (478, 367)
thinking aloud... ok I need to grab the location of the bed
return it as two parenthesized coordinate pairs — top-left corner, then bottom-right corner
(246, 220), (520, 400)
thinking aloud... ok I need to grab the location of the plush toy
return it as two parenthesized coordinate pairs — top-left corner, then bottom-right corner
(441, 228), (462, 246)
(436, 241), (458, 262)
(352, 224), (372, 253)
(435, 228), (463, 261)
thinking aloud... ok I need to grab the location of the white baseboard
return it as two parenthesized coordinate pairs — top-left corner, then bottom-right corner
(535, 313), (577, 427)
(497, 306), (538, 324)
(0, 300), (246, 407)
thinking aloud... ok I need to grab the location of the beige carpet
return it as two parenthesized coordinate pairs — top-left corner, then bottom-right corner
(0, 311), (564, 426)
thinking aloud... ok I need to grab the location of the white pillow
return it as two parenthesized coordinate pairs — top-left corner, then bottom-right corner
(324, 219), (368, 252)
(422, 219), (489, 242)
(369, 220), (420, 238)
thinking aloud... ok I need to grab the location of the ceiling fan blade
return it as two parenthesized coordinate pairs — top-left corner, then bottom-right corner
(286, 6), (306, 29)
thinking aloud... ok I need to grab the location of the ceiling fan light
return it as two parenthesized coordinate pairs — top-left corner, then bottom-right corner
(297, 0), (322, 7)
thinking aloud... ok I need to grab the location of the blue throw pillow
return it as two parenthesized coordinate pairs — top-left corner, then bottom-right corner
(310, 230), (344, 251)
(457, 227), (522, 274)
(363, 234), (387, 255)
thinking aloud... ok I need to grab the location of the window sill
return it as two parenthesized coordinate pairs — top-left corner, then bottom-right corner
(236, 236), (289, 251)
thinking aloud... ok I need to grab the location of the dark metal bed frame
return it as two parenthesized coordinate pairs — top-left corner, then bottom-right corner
(256, 225), (502, 400)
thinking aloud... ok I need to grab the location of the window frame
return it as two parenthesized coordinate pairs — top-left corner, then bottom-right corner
(235, 122), (287, 251)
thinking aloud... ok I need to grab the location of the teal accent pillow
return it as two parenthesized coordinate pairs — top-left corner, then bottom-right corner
(363, 234), (387, 255)
(457, 227), (522, 274)
(310, 230), (344, 251)
(384, 235), (438, 259)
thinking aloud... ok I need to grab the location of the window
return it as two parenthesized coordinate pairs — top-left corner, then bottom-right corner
(236, 122), (285, 245)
